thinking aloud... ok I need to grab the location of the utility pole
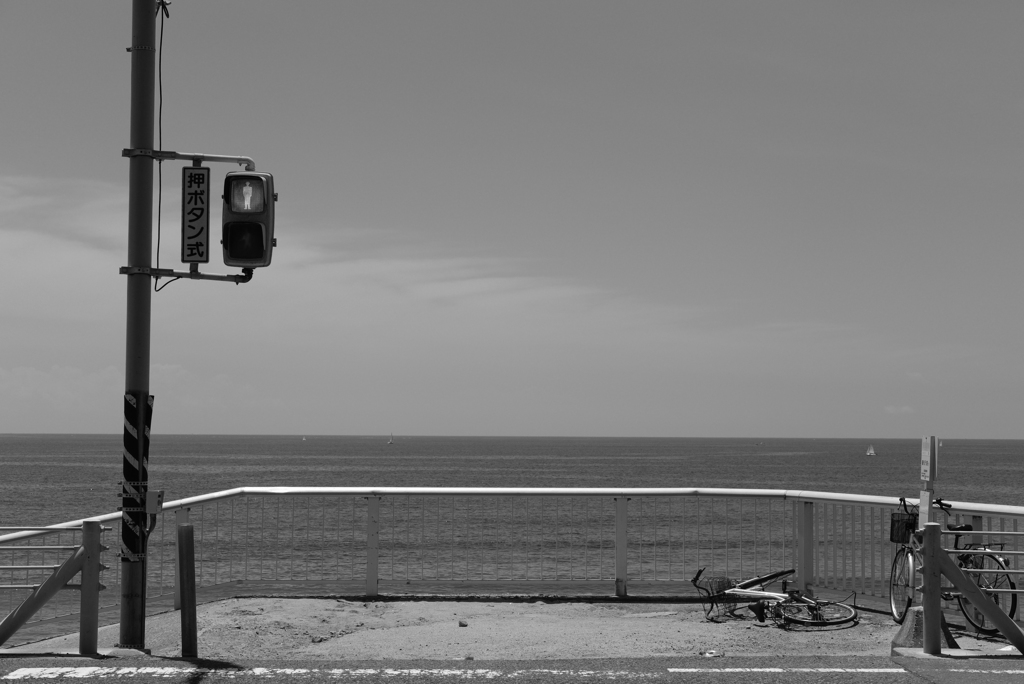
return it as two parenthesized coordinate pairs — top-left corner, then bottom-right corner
(115, 3), (270, 647)
(120, 0), (156, 649)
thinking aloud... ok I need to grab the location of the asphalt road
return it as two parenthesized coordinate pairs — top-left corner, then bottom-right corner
(3, 655), (1024, 683)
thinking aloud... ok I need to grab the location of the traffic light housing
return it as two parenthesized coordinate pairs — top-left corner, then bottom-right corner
(222, 172), (276, 267)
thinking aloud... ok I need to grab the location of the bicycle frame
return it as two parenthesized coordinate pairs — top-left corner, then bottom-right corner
(692, 566), (858, 627)
(726, 586), (812, 605)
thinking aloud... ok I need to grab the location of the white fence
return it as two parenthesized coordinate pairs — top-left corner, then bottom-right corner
(3, 487), (1023, 641)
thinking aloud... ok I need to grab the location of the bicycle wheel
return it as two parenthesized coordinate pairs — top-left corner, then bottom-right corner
(889, 546), (915, 623)
(957, 553), (1017, 635)
(776, 599), (858, 627)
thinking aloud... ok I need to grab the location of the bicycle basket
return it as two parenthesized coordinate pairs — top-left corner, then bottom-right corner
(890, 504), (918, 543)
(693, 575), (737, 618)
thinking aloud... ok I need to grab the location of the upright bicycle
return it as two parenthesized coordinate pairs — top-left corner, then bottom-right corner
(889, 497), (1017, 634)
(692, 567), (858, 627)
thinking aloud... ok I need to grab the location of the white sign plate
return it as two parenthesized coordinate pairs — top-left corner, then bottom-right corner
(181, 166), (212, 263)
(921, 436), (938, 482)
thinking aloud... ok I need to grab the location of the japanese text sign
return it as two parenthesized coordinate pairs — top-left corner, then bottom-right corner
(921, 436), (938, 482)
(181, 167), (212, 263)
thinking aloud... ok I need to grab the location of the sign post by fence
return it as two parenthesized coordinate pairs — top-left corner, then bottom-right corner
(919, 436), (938, 527)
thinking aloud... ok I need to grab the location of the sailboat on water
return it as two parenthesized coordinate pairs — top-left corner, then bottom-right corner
(866, 445), (876, 456)
(387, 433), (394, 445)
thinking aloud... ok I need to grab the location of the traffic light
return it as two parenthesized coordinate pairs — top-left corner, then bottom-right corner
(222, 172), (276, 267)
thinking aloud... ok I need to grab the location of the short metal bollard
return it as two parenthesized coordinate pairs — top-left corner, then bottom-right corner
(177, 523), (197, 658)
(173, 508), (190, 610)
(921, 523), (942, 655)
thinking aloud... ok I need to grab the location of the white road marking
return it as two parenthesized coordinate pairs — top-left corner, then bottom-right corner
(3, 668), (652, 680)
(668, 668), (906, 673)
(1, 665), (921, 679)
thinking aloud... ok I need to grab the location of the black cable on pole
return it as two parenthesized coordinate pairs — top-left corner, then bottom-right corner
(154, 1), (171, 290)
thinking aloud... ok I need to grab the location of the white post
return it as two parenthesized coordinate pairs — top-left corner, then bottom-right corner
(79, 520), (102, 655)
(797, 500), (815, 596)
(614, 497), (628, 597)
(173, 508), (190, 610)
(366, 496), (380, 597)
(919, 436), (938, 527)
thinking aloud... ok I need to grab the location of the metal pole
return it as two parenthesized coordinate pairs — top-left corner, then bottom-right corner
(120, 0), (156, 650)
(173, 508), (190, 610)
(921, 523), (942, 655)
(177, 523), (198, 658)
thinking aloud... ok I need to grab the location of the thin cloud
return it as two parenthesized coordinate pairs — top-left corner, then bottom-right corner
(0, 175), (126, 253)
(0, 365), (122, 433)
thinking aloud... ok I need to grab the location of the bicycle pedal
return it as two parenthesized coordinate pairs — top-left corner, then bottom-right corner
(747, 601), (767, 623)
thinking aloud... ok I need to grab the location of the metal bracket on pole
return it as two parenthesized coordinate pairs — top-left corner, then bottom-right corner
(119, 266), (254, 285)
(122, 148), (256, 171)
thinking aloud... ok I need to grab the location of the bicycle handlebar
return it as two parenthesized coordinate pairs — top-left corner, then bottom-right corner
(899, 496), (952, 515)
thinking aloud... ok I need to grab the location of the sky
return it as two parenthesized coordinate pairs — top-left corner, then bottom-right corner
(1, 1), (1024, 438)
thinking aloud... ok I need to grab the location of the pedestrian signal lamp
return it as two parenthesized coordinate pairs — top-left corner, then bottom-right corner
(222, 172), (276, 267)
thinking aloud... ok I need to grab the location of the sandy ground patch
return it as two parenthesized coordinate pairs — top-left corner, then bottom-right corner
(2, 597), (939, 661)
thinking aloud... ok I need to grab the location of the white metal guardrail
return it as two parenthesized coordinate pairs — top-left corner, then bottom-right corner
(0, 521), (106, 653)
(3, 487), (1023, 644)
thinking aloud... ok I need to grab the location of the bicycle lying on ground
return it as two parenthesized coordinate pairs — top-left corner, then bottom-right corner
(691, 567), (858, 627)
(889, 497), (1017, 634)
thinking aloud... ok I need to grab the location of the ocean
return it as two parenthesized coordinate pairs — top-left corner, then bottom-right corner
(1, 434), (1022, 527)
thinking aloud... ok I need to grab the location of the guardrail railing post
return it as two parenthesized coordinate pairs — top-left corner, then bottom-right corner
(971, 514), (984, 547)
(797, 500), (815, 596)
(173, 508), (190, 610)
(366, 496), (380, 597)
(922, 523), (942, 655)
(79, 520), (102, 655)
(614, 497), (628, 597)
